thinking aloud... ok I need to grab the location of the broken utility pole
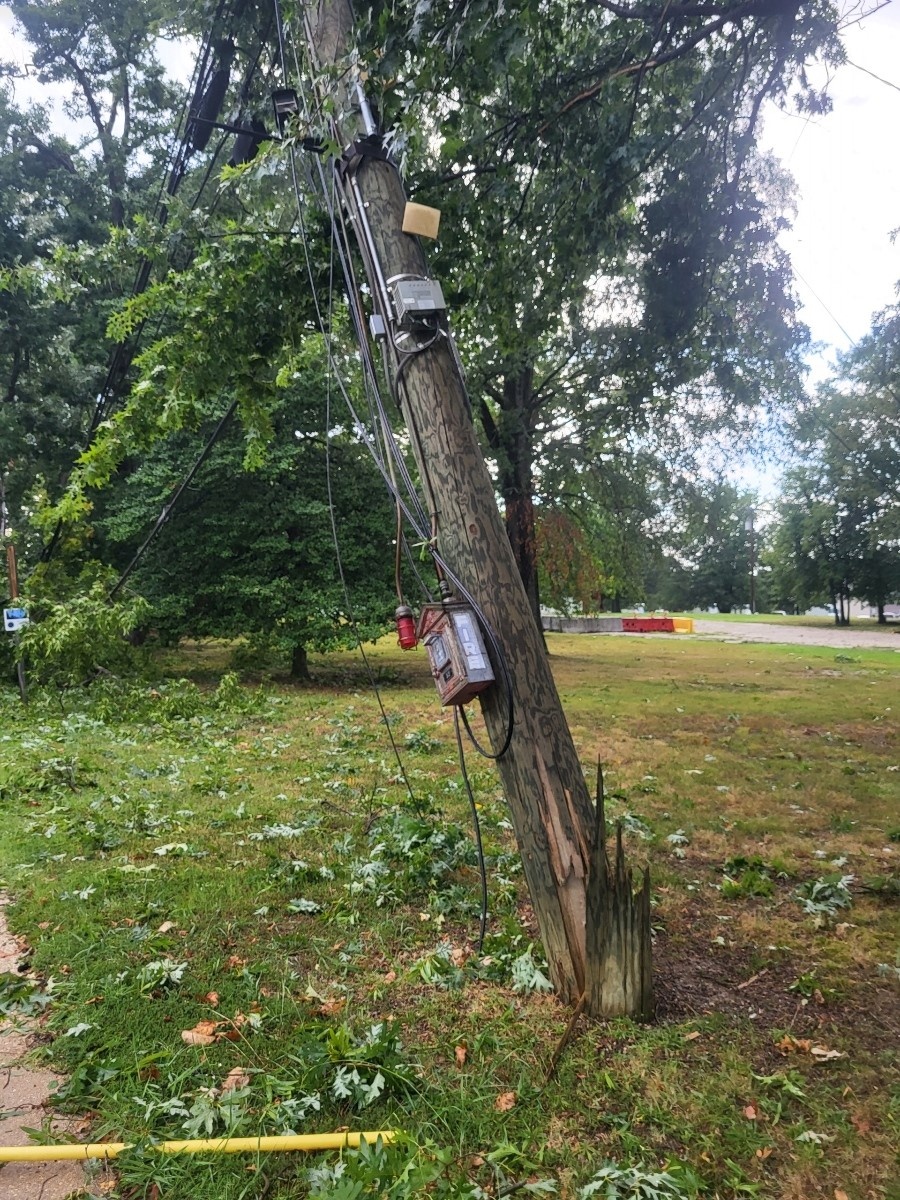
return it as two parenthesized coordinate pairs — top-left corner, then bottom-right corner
(297, 0), (651, 1019)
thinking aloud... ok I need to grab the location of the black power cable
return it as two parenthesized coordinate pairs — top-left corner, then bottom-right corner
(320, 190), (420, 811)
(454, 707), (488, 953)
(108, 400), (239, 600)
(276, 0), (517, 758)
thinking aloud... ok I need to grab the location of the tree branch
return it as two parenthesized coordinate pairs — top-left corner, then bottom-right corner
(593, 0), (753, 19)
(478, 395), (501, 451)
(61, 51), (108, 148)
(539, 0), (761, 133)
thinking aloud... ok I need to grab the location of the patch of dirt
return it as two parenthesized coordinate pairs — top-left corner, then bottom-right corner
(654, 932), (811, 1031)
(651, 899), (900, 1057)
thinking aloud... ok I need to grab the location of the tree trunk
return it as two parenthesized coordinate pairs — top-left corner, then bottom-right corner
(303, 0), (651, 1017)
(291, 644), (310, 680)
(877, 601), (886, 625)
(496, 369), (542, 634)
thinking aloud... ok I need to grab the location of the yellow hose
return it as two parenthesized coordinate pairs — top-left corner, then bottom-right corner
(0, 1130), (396, 1163)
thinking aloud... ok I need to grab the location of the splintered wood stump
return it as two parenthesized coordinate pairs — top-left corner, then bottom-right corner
(585, 766), (653, 1020)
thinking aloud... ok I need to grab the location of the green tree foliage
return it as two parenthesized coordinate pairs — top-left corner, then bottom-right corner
(6, 0), (185, 225)
(3, 0), (408, 666)
(2, 0), (407, 673)
(352, 0), (840, 621)
(769, 467), (851, 619)
(2, 0), (854, 664)
(17, 571), (149, 691)
(0, 0), (200, 526)
(0, 84), (113, 533)
(69, 183), (401, 672)
(647, 480), (760, 614)
(536, 508), (607, 616)
(770, 298), (900, 623)
(96, 333), (399, 677)
(538, 436), (661, 610)
(1, 0), (276, 540)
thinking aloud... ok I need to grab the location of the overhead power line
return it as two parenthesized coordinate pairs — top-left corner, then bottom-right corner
(108, 399), (239, 600)
(792, 265), (857, 348)
(38, 11), (272, 573)
(846, 58), (900, 95)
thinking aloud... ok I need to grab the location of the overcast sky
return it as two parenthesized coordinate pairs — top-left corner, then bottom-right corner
(759, 1), (900, 372)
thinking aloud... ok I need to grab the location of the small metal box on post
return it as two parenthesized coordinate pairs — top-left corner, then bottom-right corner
(417, 602), (494, 706)
(3, 607), (28, 634)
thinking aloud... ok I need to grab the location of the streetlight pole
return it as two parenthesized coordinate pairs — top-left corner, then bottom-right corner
(744, 510), (756, 615)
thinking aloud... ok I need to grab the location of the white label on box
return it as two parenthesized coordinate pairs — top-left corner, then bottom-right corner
(451, 611), (487, 671)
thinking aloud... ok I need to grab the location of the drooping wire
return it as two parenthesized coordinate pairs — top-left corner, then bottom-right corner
(273, 0), (516, 941)
(286, 166), (433, 546)
(108, 399), (239, 600)
(86, 4), (237, 436)
(290, 132), (419, 808)
(94, 43), (289, 599)
(337, 234), (517, 754)
(454, 706), (488, 952)
(282, 11), (433, 532)
(39, 2), (260, 569)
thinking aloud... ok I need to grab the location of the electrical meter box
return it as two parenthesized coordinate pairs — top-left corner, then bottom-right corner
(3, 607), (28, 633)
(418, 602), (494, 706)
(390, 279), (446, 326)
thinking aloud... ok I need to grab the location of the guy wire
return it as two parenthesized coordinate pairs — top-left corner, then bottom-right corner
(283, 7), (431, 535)
(273, 34), (417, 792)
(284, 47), (431, 538)
(317, 165), (419, 809)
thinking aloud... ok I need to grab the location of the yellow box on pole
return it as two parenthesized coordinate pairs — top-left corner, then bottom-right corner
(402, 202), (441, 239)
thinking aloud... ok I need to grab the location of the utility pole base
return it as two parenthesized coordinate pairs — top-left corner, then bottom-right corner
(585, 769), (653, 1020)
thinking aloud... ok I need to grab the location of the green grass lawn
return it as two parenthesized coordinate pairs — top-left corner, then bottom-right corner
(0, 636), (897, 1200)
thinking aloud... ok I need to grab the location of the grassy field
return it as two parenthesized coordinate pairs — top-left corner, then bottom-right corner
(0, 635), (897, 1200)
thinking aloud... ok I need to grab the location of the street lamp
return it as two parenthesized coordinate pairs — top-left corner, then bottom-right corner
(744, 510), (756, 615)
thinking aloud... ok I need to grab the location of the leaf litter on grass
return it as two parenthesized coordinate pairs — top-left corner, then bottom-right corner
(0, 641), (898, 1200)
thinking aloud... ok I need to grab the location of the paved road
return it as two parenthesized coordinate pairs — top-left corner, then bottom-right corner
(691, 619), (900, 651)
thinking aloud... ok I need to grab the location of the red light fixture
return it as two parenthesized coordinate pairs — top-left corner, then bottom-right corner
(394, 605), (418, 650)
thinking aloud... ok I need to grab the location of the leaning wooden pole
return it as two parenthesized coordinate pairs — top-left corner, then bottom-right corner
(297, 0), (651, 1018)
